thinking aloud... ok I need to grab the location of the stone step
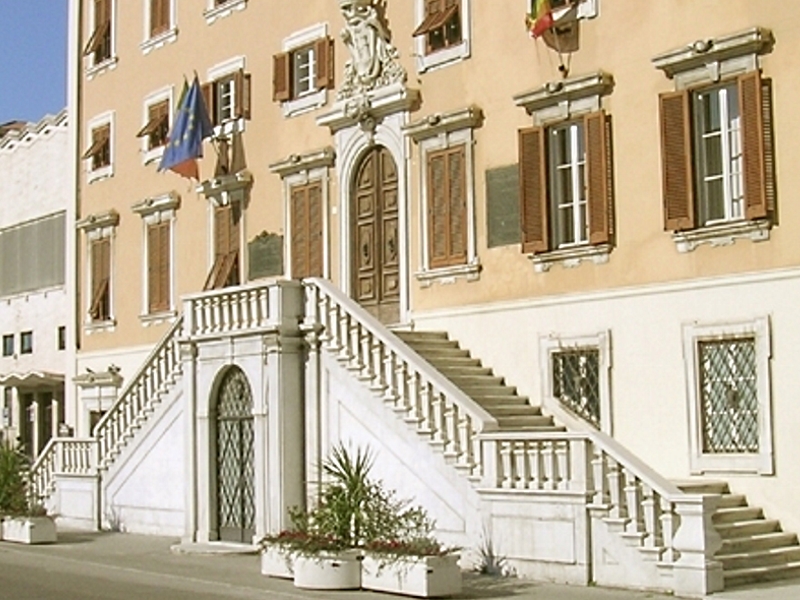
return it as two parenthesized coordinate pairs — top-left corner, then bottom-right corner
(717, 545), (800, 572)
(458, 384), (518, 397)
(409, 346), (471, 358)
(724, 562), (800, 587)
(717, 494), (748, 509)
(675, 480), (730, 495)
(496, 415), (558, 428)
(716, 519), (781, 539)
(439, 366), (494, 378)
(485, 405), (542, 417)
(473, 395), (534, 407)
(719, 532), (800, 555)
(713, 506), (764, 524)
(448, 374), (505, 387)
(395, 331), (450, 342)
(426, 356), (483, 369)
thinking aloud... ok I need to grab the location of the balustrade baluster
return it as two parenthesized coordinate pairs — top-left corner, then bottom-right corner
(443, 403), (459, 459)
(607, 459), (626, 521)
(382, 352), (398, 403)
(642, 484), (661, 550)
(394, 362), (409, 413)
(659, 497), (676, 563)
(405, 370), (421, 423)
(556, 440), (569, 490)
(513, 441), (527, 489)
(430, 391), (446, 447)
(360, 329), (373, 380)
(418, 380), (433, 435)
(500, 441), (513, 489)
(457, 414), (473, 470)
(542, 442), (555, 490)
(370, 341), (387, 391)
(624, 469), (644, 537)
(527, 439), (541, 489)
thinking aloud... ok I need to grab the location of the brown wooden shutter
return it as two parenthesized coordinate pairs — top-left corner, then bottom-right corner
(518, 127), (549, 253)
(90, 238), (111, 320)
(315, 37), (335, 91)
(201, 82), (217, 127)
(585, 111), (613, 245)
(428, 150), (449, 268)
(760, 78), (776, 214)
(148, 222), (170, 312)
(738, 71), (769, 221)
(234, 70), (252, 120)
(150, 0), (169, 36)
(273, 53), (291, 102)
(290, 186), (308, 278)
(448, 146), (467, 263)
(308, 182), (324, 277)
(659, 90), (695, 231)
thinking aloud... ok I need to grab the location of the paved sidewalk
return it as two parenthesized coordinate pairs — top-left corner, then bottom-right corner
(0, 530), (798, 599)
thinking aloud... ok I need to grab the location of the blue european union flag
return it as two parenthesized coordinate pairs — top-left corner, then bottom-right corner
(158, 76), (214, 179)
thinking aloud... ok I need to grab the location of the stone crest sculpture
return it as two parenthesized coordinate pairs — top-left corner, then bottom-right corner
(337, 0), (406, 100)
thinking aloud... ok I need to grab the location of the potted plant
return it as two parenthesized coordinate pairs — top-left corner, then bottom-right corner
(0, 440), (57, 545)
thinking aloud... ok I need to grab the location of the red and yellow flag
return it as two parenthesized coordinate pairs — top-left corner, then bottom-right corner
(526, 0), (554, 38)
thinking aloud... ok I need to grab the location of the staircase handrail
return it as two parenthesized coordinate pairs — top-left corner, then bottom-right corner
(304, 278), (498, 429)
(29, 436), (97, 502)
(93, 316), (184, 460)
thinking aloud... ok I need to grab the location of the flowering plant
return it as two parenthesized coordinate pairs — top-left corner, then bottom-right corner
(363, 537), (457, 558)
(259, 529), (348, 556)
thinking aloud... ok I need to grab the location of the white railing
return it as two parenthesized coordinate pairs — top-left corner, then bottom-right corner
(29, 437), (96, 502)
(95, 317), (184, 468)
(481, 429), (722, 592)
(303, 278), (498, 476)
(183, 282), (275, 338)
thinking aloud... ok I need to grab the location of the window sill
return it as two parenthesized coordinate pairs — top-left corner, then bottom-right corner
(141, 27), (178, 55)
(282, 89), (327, 118)
(86, 56), (119, 81)
(690, 452), (773, 476)
(86, 165), (114, 184)
(84, 319), (117, 335)
(415, 261), (481, 288)
(213, 118), (246, 138)
(416, 40), (470, 74)
(143, 146), (165, 166)
(672, 219), (771, 253)
(204, 0), (248, 25)
(529, 243), (611, 273)
(139, 310), (177, 327)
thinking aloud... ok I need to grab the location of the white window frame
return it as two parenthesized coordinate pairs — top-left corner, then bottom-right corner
(281, 23), (329, 118)
(141, 0), (178, 55)
(404, 107), (482, 287)
(207, 56), (247, 137)
(539, 330), (612, 435)
(85, 111), (115, 184)
(549, 121), (588, 249)
(204, 0), (248, 25)
(140, 86), (174, 165)
(77, 211), (119, 334)
(683, 317), (773, 475)
(653, 27), (774, 253)
(132, 192), (179, 324)
(414, 0), (471, 74)
(85, 0), (118, 79)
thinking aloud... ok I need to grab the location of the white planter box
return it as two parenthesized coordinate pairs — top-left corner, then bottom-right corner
(293, 550), (361, 590)
(361, 554), (462, 598)
(1, 517), (57, 545)
(260, 545), (294, 579)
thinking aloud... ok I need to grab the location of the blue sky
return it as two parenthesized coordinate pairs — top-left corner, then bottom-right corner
(0, 2), (68, 125)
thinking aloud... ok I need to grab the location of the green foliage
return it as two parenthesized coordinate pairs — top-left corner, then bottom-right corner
(0, 441), (30, 517)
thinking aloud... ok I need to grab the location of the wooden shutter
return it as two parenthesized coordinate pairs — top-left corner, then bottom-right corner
(585, 111), (613, 245)
(290, 186), (308, 278)
(308, 182), (324, 277)
(518, 127), (549, 253)
(89, 238), (110, 320)
(201, 82), (217, 126)
(150, 0), (169, 36)
(315, 37), (335, 91)
(659, 90), (695, 231)
(428, 151), (449, 267)
(273, 53), (291, 102)
(148, 222), (170, 313)
(739, 71), (770, 221)
(234, 70), (252, 120)
(447, 146), (467, 263)
(426, 146), (467, 268)
(205, 204), (240, 289)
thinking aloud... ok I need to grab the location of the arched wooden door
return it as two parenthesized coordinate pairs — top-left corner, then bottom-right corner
(352, 146), (400, 324)
(214, 367), (255, 543)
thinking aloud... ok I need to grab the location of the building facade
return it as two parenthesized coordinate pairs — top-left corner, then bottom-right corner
(0, 113), (70, 458)
(49, 0), (800, 594)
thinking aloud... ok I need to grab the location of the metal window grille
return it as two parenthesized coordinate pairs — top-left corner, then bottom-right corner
(552, 347), (600, 427)
(698, 337), (759, 454)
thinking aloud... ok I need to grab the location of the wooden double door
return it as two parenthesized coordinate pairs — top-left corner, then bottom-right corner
(351, 146), (400, 324)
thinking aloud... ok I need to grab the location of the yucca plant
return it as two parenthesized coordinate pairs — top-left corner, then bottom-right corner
(0, 440), (30, 517)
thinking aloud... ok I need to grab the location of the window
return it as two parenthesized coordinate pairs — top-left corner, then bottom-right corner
(289, 181), (324, 279)
(683, 317), (773, 474)
(133, 192), (178, 320)
(89, 238), (111, 322)
(0, 213), (66, 297)
(83, 112), (114, 182)
(2, 335), (13, 357)
(660, 73), (773, 235)
(427, 146), (467, 269)
(540, 331), (611, 433)
(202, 68), (251, 130)
(20, 332), (33, 355)
(83, 0), (114, 72)
(204, 203), (241, 290)
(519, 111), (612, 261)
(274, 25), (334, 116)
(654, 27), (775, 252)
(414, 0), (462, 55)
(137, 92), (172, 164)
(149, 0), (170, 38)
(405, 107), (482, 286)
(57, 326), (66, 351)
(204, 0), (248, 24)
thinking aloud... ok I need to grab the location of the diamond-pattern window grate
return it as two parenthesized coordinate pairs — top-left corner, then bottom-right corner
(216, 368), (255, 541)
(552, 348), (601, 428)
(699, 337), (759, 454)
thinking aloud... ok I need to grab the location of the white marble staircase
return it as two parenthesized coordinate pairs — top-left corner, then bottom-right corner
(679, 481), (800, 587)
